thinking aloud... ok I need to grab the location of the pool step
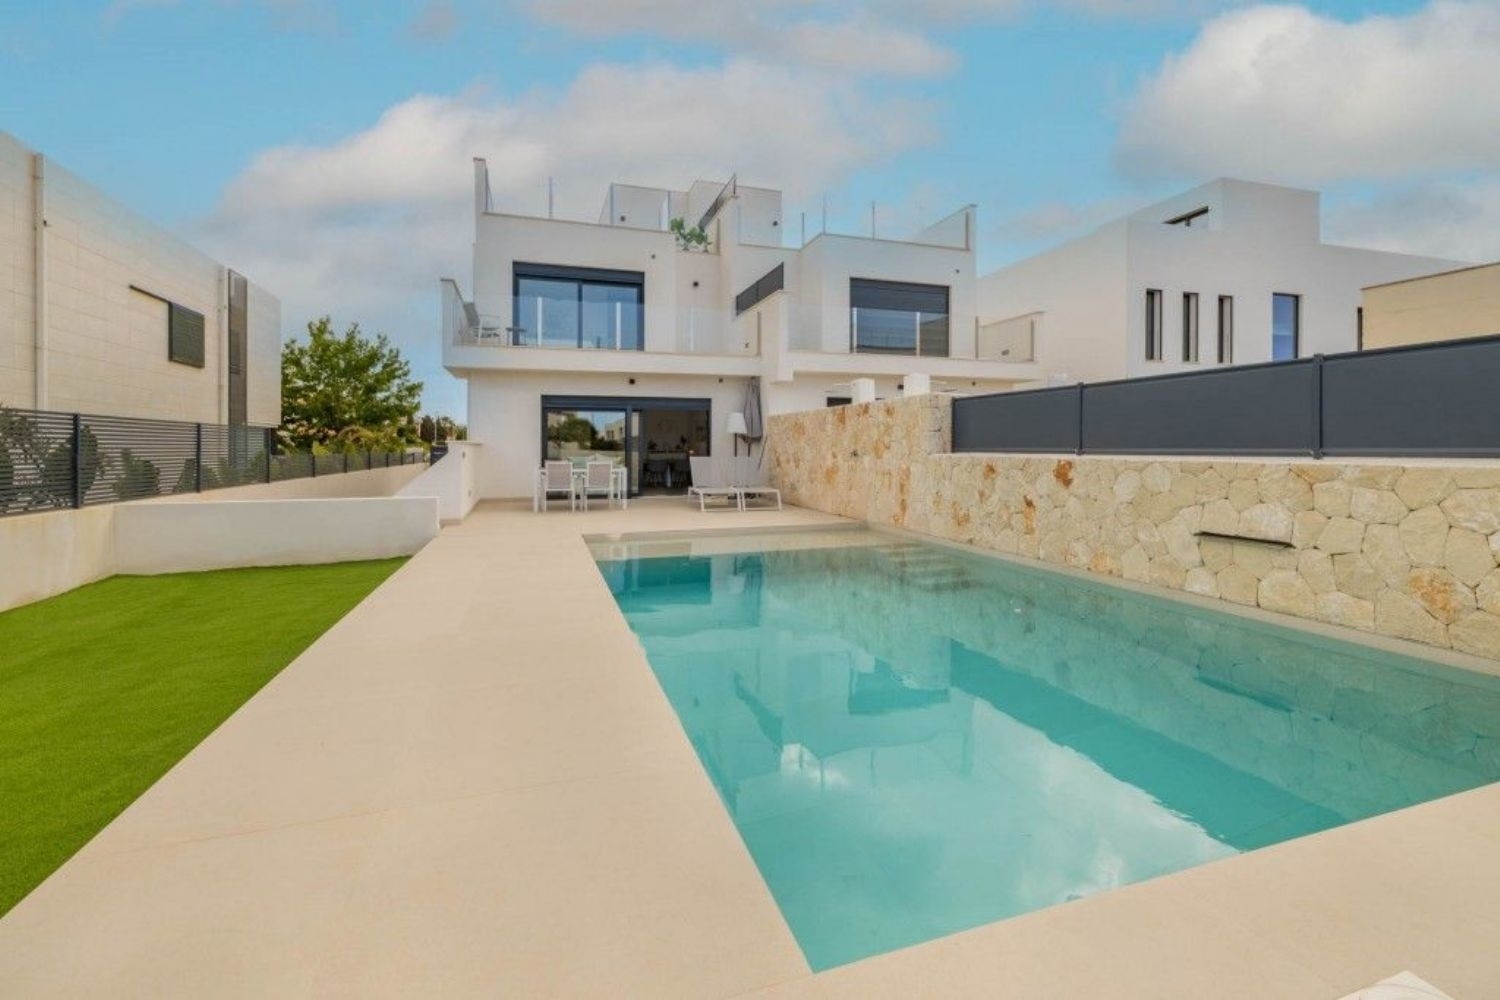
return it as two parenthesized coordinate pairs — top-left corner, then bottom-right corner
(870, 545), (980, 592)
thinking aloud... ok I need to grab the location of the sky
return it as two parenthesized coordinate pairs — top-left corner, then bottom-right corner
(3, 0), (1498, 415)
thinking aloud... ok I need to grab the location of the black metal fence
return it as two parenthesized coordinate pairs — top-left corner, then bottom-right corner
(952, 334), (1500, 459)
(0, 407), (424, 518)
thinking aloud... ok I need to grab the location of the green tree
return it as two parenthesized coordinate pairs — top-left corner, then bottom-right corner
(280, 318), (423, 452)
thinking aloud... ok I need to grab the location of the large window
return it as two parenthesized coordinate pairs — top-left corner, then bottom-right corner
(850, 278), (949, 357)
(1182, 292), (1199, 362)
(1145, 289), (1163, 361)
(1272, 292), (1300, 361)
(514, 263), (643, 350)
(1217, 295), (1234, 364)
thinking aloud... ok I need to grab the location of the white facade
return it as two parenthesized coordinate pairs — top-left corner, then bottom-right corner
(445, 162), (1040, 498)
(0, 130), (281, 425)
(979, 179), (1465, 384)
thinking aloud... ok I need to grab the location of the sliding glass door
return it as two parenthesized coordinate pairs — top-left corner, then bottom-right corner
(541, 396), (711, 497)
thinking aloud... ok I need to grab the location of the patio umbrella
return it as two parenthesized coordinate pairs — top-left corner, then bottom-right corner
(742, 378), (764, 456)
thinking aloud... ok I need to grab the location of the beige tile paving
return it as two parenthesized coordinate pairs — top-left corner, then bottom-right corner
(3, 498), (1500, 998)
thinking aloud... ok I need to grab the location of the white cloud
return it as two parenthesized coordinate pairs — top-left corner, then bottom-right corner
(1326, 179), (1500, 263)
(525, 0), (954, 77)
(197, 60), (932, 409)
(1118, 2), (1500, 183)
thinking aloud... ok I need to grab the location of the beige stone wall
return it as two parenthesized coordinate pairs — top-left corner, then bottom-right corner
(768, 394), (1500, 660)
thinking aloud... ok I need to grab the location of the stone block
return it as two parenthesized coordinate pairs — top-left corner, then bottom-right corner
(1297, 549), (1336, 593)
(1362, 523), (1410, 588)
(1227, 478), (1260, 511)
(1239, 503), (1293, 544)
(1232, 541), (1277, 577)
(1406, 567), (1476, 624)
(1350, 487), (1407, 524)
(1332, 553), (1382, 600)
(1113, 470), (1142, 503)
(1316, 592), (1375, 631)
(1399, 506), (1450, 566)
(1184, 567), (1219, 598)
(1293, 511), (1328, 549)
(1201, 499), (1239, 536)
(1375, 590), (1448, 647)
(1121, 545), (1150, 582)
(1201, 537), (1234, 572)
(1312, 480), (1351, 518)
(1444, 527), (1496, 588)
(1477, 569), (1500, 617)
(1394, 469), (1455, 510)
(1258, 570), (1315, 617)
(1440, 489), (1500, 534)
(1316, 517), (1364, 555)
(1451, 612), (1500, 660)
(1217, 565), (1259, 606)
(1142, 463), (1171, 494)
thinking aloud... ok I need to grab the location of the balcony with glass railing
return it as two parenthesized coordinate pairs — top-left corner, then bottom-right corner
(443, 280), (751, 357)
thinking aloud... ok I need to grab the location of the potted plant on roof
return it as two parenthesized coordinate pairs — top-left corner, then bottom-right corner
(669, 217), (710, 252)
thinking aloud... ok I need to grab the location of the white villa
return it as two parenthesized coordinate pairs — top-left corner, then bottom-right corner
(442, 161), (1042, 500)
(442, 168), (1465, 501)
(979, 179), (1463, 383)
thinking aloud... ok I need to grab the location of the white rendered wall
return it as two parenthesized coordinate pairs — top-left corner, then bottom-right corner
(397, 441), (481, 523)
(0, 131), (281, 423)
(1122, 223), (1461, 376)
(466, 370), (753, 498)
(981, 179), (1463, 384)
(113, 497), (437, 575)
(798, 233), (978, 358)
(977, 223), (1129, 384)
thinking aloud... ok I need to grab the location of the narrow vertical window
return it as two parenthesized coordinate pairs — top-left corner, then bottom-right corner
(1357, 306), (1364, 350)
(1217, 295), (1233, 364)
(1272, 293), (1300, 361)
(1182, 292), (1199, 362)
(1145, 289), (1163, 361)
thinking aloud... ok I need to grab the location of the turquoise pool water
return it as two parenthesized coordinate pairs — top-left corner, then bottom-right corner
(595, 531), (1500, 971)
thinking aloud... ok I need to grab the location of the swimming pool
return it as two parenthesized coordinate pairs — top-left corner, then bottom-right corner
(594, 529), (1500, 971)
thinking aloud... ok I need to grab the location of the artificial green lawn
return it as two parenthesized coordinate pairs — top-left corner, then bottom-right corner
(0, 558), (405, 916)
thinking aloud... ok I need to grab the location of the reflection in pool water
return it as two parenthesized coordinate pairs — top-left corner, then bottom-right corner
(598, 534), (1500, 971)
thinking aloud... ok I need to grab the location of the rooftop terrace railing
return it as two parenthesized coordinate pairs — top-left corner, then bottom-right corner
(0, 407), (425, 518)
(952, 333), (1500, 459)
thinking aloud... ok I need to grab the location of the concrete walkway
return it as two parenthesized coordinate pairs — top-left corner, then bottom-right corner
(3, 500), (1500, 998)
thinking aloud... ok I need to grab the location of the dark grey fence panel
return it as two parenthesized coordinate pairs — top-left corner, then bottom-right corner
(0, 409), (78, 515)
(78, 414), (198, 505)
(953, 335), (1500, 459)
(952, 384), (1080, 453)
(1321, 336), (1500, 457)
(1082, 360), (1318, 456)
(1, 405), (427, 518)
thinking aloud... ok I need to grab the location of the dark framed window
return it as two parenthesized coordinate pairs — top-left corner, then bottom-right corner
(1357, 306), (1364, 350)
(825, 396), (851, 407)
(1217, 295), (1234, 364)
(168, 303), (206, 368)
(1145, 289), (1163, 361)
(1272, 292), (1300, 361)
(849, 278), (949, 357)
(513, 262), (644, 350)
(1182, 292), (1199, 362)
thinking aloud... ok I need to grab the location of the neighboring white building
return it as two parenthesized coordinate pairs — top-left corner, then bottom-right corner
(444, 160), (1042, 499)
(0, 130), (281, 426)
(979, 179), (1464, 384)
